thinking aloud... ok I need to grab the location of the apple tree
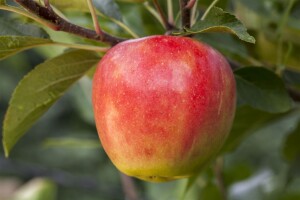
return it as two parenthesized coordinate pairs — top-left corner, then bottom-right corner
(0, 0), (300, 199)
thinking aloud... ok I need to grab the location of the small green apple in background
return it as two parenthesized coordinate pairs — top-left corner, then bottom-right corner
(92, 35), (236, 182)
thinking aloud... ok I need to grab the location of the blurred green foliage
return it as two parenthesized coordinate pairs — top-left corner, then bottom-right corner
(0, 0), (300, 200)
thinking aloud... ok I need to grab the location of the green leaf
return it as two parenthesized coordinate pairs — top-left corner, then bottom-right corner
(0, 36), (53, 61)
(0, 0), (6, 5)
(283, 122), (300, 161)
(221, 106), (283, 152)
(175, 7), (255, 43)
(2, 50), (100, 156)
(195, 33), (255, 65)
(48, 0), (122, 21)
(223, 163), (252, 186)
(93, 0), (123, 21)
(0, 17), (49, 37)
(235, 67), (292, 113)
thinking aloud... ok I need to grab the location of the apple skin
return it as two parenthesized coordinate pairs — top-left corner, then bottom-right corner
(92, 35), (236, 182)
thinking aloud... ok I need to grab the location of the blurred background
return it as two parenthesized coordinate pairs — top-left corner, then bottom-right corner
(1, 0), (300, 199)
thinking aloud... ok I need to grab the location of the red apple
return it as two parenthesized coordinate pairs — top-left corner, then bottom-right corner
(92, 35), (236, 182)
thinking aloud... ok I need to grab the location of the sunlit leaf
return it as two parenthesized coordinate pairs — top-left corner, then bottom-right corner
(0, 14), (51, 60)
(235, 67), (292, 113)
(2, 50), (100, 156)
(0, 36), (53, 60)
(174, 7), (255, 43)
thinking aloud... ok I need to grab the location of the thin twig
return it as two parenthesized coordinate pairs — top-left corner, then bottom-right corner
(14, 0), (125, 46)
(152, 0), (173, 31)
(213, 157), (227, 200)
(120, 173), (140, 200)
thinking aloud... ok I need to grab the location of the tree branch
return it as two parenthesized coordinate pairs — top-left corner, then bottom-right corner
(14, 0), (125, 46)
(287, 87), (300, 102)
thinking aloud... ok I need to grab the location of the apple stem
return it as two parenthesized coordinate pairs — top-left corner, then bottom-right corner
(213, 157), (227, 200)
(152, 0), (174, 31)
(180, 0), (192, 28)
(13, 0), (126, 46)
(120, 173), (140, 200)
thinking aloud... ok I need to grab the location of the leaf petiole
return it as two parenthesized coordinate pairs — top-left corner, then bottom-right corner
(201, 0), (219, 21)
(87, 0), (103, 36)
